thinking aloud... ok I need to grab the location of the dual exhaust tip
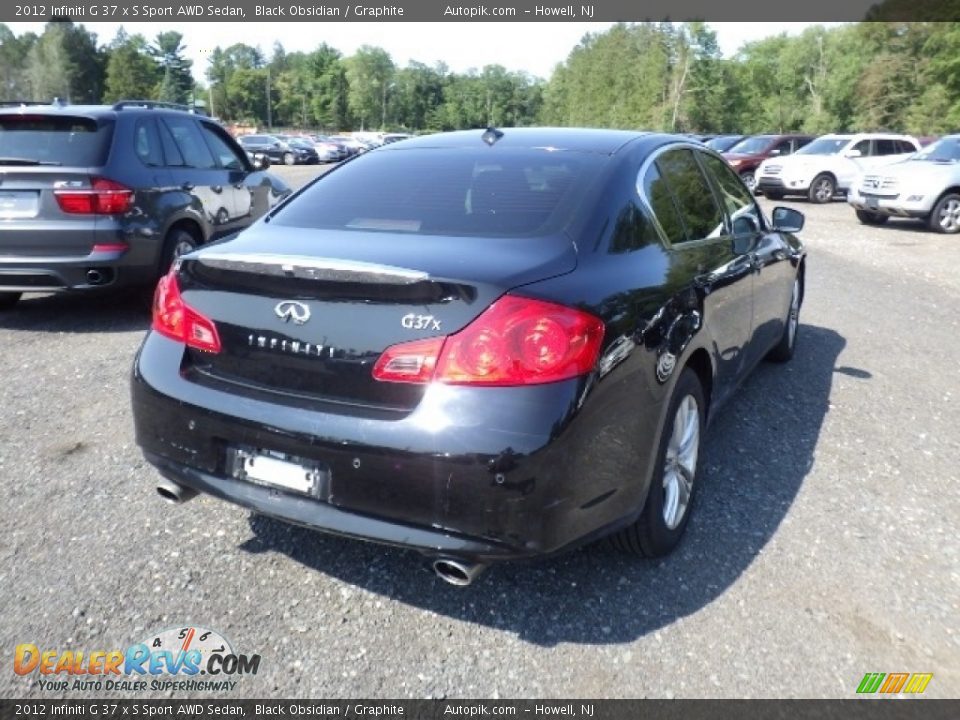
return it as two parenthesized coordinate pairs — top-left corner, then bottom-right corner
(431, 558), (487, 587)
(157, 479), (486, 586)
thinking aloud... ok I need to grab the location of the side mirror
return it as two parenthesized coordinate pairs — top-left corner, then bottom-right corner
(253, 153), (270, 170)
(844, 148), (862, 158)
(771, 206), (804, 233)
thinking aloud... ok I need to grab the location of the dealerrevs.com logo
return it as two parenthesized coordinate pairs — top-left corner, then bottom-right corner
(14, 626), (261, 693)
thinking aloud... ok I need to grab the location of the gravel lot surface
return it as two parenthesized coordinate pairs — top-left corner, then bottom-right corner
(1, 164), (958, 699)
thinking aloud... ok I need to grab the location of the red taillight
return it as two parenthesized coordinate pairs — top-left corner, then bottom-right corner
(372, 296), (604, 387)
(151, 272), (222, 353)
(55, 177), (133, 215)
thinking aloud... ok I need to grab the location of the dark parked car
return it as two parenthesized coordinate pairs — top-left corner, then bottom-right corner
(0, 100), (291, 309)
(132, 129), (806, 586)
(723, 134), (815, 192)
(275, 135), (320, 164)
(237, 134), (313, 165)
(705, 134), (746, 153)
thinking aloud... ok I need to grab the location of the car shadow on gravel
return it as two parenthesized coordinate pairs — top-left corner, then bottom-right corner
(241, 323), (848, 647)
(0, 290), (151, 333)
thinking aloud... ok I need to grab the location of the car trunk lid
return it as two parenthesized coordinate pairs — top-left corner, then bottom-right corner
(177, 225), (577, 412)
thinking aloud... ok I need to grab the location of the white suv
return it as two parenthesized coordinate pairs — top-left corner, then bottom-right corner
(756, 133), (920, 203)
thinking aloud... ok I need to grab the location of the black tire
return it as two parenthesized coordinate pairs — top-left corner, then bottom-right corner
(283, 152), (295, 166)
(158, 226), (201, 277)
(855, 209), (889, 226)
(0, 291), (21, 310)
(928, 193), (960, 234)
(739, 171), (757, 193)
(808, 174), (836, 204)
(612, 368), (705, 558)
(767, 275), (802, 363)
(763, 189), (784, 200)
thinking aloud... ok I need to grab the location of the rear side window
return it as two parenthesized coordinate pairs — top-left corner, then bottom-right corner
(0, 115), (113, 166)
(651, 149), (725, 243)
(134, 119), (163, 167)
(642, 163), (686, 245)
(609, 202), (661, 253)
(875, 139), (898, 155)
(161, 117), (216, 169)
(273, 148), (607, 238)
(772, 139), (792, 155)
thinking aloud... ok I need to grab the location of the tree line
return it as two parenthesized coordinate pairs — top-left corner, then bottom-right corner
(2, 20), (960, 135)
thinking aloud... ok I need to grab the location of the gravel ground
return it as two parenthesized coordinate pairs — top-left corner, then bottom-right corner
(1, 166), (957, 699)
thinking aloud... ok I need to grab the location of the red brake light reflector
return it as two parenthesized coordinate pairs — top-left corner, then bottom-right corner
(372, 296), (604, 387)
(372, 336), (444, 384)
(151, 272), (222, 353)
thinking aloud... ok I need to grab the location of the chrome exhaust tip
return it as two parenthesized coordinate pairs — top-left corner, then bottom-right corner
(431, 558), (487, 587)
(156, 478), (198, 504)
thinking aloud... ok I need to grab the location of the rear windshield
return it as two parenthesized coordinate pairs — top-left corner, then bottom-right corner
(0, 115), (113, 166)
(273, 147), (607, 237)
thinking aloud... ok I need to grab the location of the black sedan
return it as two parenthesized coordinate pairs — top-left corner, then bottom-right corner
(132, 128), (806, 586)
(238, 134), (315, 165)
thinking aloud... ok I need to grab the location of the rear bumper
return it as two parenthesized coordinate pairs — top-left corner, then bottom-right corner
(146, 451), (522, 559)
(0, 225), (161, 292)
(132, 332), (663, 562)
(0, 250), (155, 292)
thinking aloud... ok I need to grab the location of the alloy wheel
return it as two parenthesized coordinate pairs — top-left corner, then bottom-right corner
(814, 178), (833, 202)
(662, 395), (700, 530)
(937, 198), (960, 232)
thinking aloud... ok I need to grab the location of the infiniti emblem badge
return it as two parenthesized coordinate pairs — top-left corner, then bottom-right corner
(275, 300), (311, 325)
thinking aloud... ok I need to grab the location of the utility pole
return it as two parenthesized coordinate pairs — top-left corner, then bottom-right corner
(266, 66), (272, 129)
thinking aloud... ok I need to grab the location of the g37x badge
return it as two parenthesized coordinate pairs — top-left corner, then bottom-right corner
(401, 313), (441, 331)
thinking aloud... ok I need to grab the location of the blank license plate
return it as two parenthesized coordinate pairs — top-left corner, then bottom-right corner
(0, 191), (39, 219)
(230, 448), (329, 496)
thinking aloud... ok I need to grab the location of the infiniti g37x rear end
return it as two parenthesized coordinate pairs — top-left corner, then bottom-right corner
(132, 128), (807, 580)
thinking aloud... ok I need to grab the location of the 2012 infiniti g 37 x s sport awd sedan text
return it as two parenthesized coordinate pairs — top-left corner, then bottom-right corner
(131, 128), (806, 586)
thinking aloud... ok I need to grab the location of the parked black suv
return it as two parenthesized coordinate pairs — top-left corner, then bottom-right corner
(0, 100), (292, 309)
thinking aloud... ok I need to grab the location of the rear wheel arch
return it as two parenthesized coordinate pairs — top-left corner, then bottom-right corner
(682, 348), (713, 422)
(158, 219), (204, 276)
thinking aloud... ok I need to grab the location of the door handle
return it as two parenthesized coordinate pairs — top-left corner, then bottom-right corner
(181, 182), (194, 191)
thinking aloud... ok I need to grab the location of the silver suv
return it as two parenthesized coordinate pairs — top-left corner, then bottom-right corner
(848, 135), (960, 233)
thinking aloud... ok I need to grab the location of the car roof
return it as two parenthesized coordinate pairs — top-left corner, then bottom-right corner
(816, 132), (915, 141)
(0, 102), (212, 120)
(378, 127), (664, 155)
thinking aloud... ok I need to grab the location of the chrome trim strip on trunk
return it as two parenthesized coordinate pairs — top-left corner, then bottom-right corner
(193, 253), (430, 285)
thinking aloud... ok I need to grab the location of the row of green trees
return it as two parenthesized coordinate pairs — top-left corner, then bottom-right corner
(3, 21), (960, 135)
(541, 21), (960, 135)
